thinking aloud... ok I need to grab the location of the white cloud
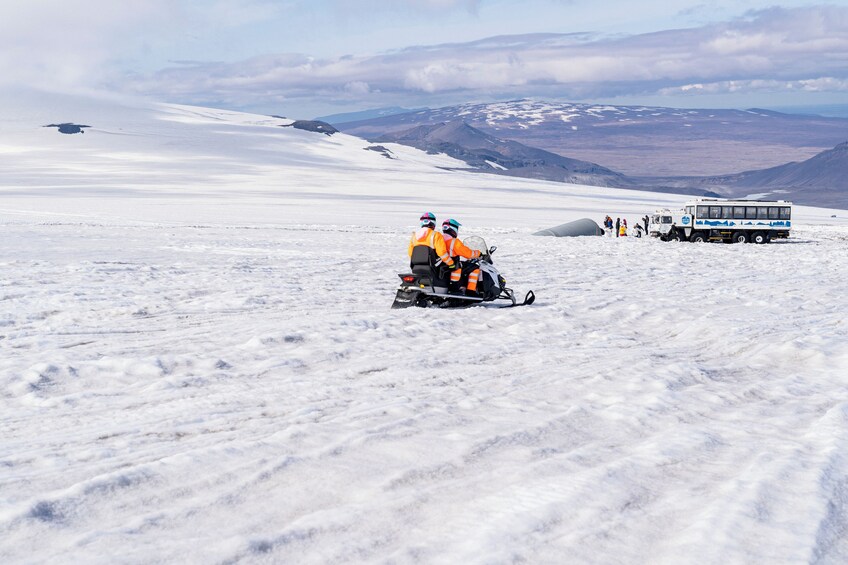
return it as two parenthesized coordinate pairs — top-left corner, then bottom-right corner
(344, 81), (372, 95)
(326, 0), (481, 13)
(662, 77), (848, 96)
(0, 0), (282, 91)
(121, 4), (848, 112)
(798, 77), (848, 92)
(3, 3), (846, 113)
(0, 1), (162, 89)
(398, 0), (480, 8)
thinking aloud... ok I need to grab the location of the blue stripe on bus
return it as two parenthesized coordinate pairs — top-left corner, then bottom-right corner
(695, 220), (790, 227)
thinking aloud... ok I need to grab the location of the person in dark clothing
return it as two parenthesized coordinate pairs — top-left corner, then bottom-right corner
(643, 215), (649, 233)
(602, 215), (612, 235)
(615, 217), (620, 238)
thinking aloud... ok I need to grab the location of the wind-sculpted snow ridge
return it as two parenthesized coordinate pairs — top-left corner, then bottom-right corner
(2, 91), (848, 563)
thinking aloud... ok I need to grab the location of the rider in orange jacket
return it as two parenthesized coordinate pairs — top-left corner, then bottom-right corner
(408, 212), (456, 271)
(441, 218), (482, 295)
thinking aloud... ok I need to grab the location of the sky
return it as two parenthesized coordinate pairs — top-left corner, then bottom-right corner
(1, 0), (847, 118)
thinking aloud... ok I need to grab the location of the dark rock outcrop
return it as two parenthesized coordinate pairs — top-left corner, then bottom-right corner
(364, 145), (395, 159)
(283, 120), (338, 135)
(44, 123), (90, 134)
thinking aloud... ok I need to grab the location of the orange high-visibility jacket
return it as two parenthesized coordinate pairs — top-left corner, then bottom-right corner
(442, 234), (481, 260)
(408, 227), (454, 267)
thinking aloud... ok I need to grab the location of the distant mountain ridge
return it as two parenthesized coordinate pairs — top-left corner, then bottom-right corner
(316, 106), (424, 125)
(335, 99), (848, 175)
(335, 99), (848, 208)
(652, 141), (848, 209)
(733, 141), (848, 189)
(374, 120), (633, 189)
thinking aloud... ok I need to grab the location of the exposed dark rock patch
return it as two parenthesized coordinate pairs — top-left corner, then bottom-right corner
(364, 145), (396, 159)
(282, 120), (338, 135)
(43, 123), (90, 134)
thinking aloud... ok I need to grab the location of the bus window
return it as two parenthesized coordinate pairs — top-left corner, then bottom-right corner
(768, 207), (779, 219)
(710, 206), (722, 219)
(757, 207), (769, 219)
(733, 206), (746, 219)
(779, 207), (791, 220)
(697, 206), (709, 218)
(685, 206), (694, 214)
(746, 206), (758, 219)
(661, 216), (672, 223)
(721, 206), (732, 218)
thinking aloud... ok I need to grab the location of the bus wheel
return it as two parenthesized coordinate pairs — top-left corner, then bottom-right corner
(731, 232), (748, 244)
(751, 231), (767, 244)
(690, 232), (708, 243)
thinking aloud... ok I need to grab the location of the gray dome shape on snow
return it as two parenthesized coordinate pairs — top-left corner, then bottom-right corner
(533, 218), (605, 237)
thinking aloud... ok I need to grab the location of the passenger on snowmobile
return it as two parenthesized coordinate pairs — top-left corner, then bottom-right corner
(441, 218), (482, 295)
(392, 233), (535, 309)
(408, 212), (457, 273)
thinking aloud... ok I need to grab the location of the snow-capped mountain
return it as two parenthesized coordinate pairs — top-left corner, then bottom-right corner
(336, 99), (848, 208)
(335, 99), (848, 177)
(374, 120), (632, 189)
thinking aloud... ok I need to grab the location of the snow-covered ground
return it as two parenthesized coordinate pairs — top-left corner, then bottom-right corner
(2, 92), (848, 564)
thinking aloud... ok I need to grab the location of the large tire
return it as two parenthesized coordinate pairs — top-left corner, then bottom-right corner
(751, 231), (767, 244)
(668, 230), (681, 241)
(690, 232), (708, 243)
(731, 231), (748, 244)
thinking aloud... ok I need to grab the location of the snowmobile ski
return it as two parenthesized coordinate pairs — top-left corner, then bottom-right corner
(392, 236), (534, 310)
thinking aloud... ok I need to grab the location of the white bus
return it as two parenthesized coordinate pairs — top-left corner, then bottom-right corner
(649, 199), (792, 244)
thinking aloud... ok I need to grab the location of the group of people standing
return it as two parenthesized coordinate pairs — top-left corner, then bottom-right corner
(408, 212), (482, 295)
(602, 215), (650, 238)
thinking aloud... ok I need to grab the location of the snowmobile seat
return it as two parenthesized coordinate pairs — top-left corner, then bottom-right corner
(410, 245), (449, 293)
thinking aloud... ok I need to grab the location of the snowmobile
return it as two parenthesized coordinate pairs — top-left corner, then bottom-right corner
(391, 235), (535, 309)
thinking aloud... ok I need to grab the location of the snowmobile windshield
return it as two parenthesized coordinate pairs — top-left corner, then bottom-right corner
(463, 235), (487, 253)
